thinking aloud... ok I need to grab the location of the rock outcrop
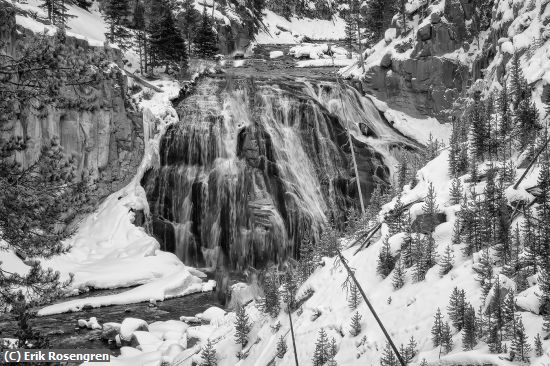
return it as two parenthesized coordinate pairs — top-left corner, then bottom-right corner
(0, 7), (143, 199)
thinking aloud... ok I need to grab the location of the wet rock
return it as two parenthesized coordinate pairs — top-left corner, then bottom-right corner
(100, 322), (121, 341)
(418, 24), (432, 41)
(380, 52), (393, 68)
(411, 213), (447, 233)
(431, 12), (441, 24)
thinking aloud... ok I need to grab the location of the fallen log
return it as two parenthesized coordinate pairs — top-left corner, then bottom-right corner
(124, 69), (163, 92)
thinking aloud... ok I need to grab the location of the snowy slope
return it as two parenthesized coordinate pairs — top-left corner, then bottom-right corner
(257, 10), (346, 44)
(14, 0), (107, 46)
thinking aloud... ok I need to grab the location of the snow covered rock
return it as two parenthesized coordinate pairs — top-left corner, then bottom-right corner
(120, 318), (149, 341)
(130, 331), (162, 349)
(77, 319), (88, 328)
(269, 50), (284, 59)
(100, 322), (121, 341)
(87, 317), (102, 330)
(196, 306), (226, 323)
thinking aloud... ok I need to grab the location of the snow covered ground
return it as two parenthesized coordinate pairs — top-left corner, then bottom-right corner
(257, 10), (346, 44)
(13, 0), (107, 47)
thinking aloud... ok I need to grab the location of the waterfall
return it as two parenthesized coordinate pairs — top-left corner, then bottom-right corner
(141, 76), (409, 270)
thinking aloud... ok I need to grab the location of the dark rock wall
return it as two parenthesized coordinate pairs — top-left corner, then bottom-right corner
(0, 9), (143, 200)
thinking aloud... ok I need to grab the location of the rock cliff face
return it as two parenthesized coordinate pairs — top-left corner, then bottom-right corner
(360, 0), (478, 118)
(0, 8), (143, 199)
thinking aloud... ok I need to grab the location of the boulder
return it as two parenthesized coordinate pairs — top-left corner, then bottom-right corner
(411, 213), (447, 233)
(100, 323), (121, 341)
(431, 12), (441, 24)
(380, 52), (393, 68)
(197, 306), (226, 323)
(418, 24), (432, 41)
(120, 318), (149, 341)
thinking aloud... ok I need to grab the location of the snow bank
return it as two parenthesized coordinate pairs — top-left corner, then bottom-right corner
(14, 0), (107, 47)
(257, 10), (345, 44)
(269, 50), (284, 59)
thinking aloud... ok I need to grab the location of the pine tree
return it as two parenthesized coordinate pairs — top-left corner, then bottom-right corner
(349, 311), (362, 337)
(475, 247), (493, 298)
(449, 177), (463, 205)
(312, 328), (331, 366)
(537, 149), (550, 261)
(200, 339), (217, 366)
(262, 270), (280, 317)
(132, 1), (148, 74)
(282, 268), (298, 310)
(103, 0), (132, 49)
(534, 333), (543, 357)
(502, 291), (516, 338)
(439, 244), (454, 277)
(276, 335), (287, 358)
(488, 324), (502, 354)
(177, 0), (201, 56)
(387, 192), (405, 235)
(431, 308), (444, 347)
(538, 262), (550, 332)
(392, 256), (405, 290)
(405, 336), (417, 362)
(40, 0), (74, 27)
(195, 7), (218, 59)
(149, 3), (188, 73)
(470, 91), (488, 160)
(510, 52), (527, 109)
(299, 234), (317, 281)
(441, 321), (453, 354)
(499, 81), (512, 140)
(364, 0), (398, 42)
(511, 316), (531, 363)
(422, 182), (439, 233)
(348, 282), (361, 310)
(401, 212), (414, 268)
(344, 15), (356, 58)
(234, 303), (251, 348)
(412, 234), (426, 282)
(377, 236), (395, 278)
(379, 341), (398, 366)
(419, 359), (428, 366)
(462, 305), (477, 350)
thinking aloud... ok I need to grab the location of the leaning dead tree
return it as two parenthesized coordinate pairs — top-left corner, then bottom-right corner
(336, 248), (407, 366)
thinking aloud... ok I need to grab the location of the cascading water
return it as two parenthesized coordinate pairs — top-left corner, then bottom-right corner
(141, 76), (414, 270)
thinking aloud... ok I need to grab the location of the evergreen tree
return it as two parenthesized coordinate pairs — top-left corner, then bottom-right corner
(515, 97), (539, 150)
(412, 234), (426, 282)
(405, 336), (417, 362)
(177, 0), (201, 56)
(377, 236), (395, 278)
(511, 316), (531, 363)
(538, 262), (550, 332)
(462, 305), (477, 350)
(439, 244), (454, 277)
(449, 177), (463, 205)
(312, 328), (331, 366)
(401, 212), (414, 268)
(487, 324), (502, 354)
(282, 268), (298, 310)
(502, 291), (516, 338)
(364, 0), (398, 42)
(510, 53), (527, 109)
(523, 208), (539, 275)
(441, 321), (453, 354)
(276, 335), (287, 358)
(379, 341), (398, 366)
(344, 15), (356, 58)
(132, 1), (148, 74)
(475, 247), (493, 298)
(425, 133), (441, 161)
(195, 7), (218, 59)
(419, 359), (428, 366)
(431, 308), (444, 347)
(387, 192), (405, 235)
(422, 182), (439, 233)
(40, 0), (74, 27)
(234, 303), (251, 348)
(103, 0), (132, 48)
(534, 333), (543, 357)
(299, 233), (317, 281)
(499, 81), (512, 139)
(536, 149), (550, 261)
(470, 91), (488, 160)
(348, 282), (361, 310)
(392, 256), (405, 290)
(149, 3), (188, 73)
(262, 270), (280, 317)
(200, 339), (217, 366)
(349, 311), (362, 337)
